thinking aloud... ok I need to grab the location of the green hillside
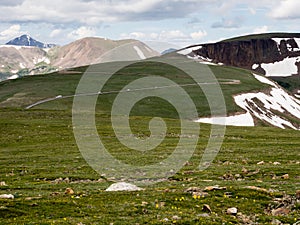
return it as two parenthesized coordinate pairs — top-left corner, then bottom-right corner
(0, 55), (267, 117)
(0, 55), (299, 224)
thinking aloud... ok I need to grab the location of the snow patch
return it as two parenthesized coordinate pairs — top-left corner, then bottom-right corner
(19, 62), (26, 69)
(0, 45), (35, 50)
(133, 46), (146, 59)
(145, 46), (153, 53)
(252, 64), (259, 70)
(177, 46), (202, 55)
(234, 88), (300, 130)
(33, 56), (50, 64)
(199, 61), (218, 66)
(261, 57), (299, 77)
(253, 73), (277, 87)
(1, 65), (4, 68)
(8, 75), (19, 80)
(195, 112), (254, 127)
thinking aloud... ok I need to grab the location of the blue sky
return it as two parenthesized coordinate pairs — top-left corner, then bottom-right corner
(0, 0), (300, 50)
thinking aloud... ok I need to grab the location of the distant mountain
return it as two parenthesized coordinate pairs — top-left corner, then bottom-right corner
(161, 48), (177, 55)
(51, 37), (160, 69)
(0, 36), (160, 78)
(6, 34), (56, 48)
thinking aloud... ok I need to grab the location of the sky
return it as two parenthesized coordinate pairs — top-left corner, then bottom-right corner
(0, 0), (300, 50)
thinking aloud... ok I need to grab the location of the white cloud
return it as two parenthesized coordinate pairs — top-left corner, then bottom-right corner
(211, 17), (243, 29)
(0, 0), (215, 25)
(120, 32), (146, 40)
(190, 30), (207, 40)
(253, 25), (268, 33)
(67, 26), (96, 40)
(0, 24), (25, 41)
(159, 30), (189, 41)
(50, 29), (62, 38)
(269, 0), (300, 19)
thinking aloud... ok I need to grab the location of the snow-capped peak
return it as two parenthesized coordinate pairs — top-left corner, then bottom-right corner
(5, 34), (56, 49)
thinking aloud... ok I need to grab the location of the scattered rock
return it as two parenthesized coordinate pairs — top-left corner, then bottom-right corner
(271, 207), (290, 216)
(0, 181), (7, 186)
(242, 167), (248, 174)
(204, 185), (226, 191)
(65, 188), (75, 195)
(271, 218), (282, 225)
(227, 207), (238, 216)
(0, 194), (14, 199)
(281, 174), (289, 179)
(172, 215), (181, 220)
(197, 213), (210, 217)
(273, 162), (281, 165)
(202, 204), (212, 213)
(244, 186), (270, 193)
(141, 201), (148, 206)
(185, 187), (202, 193)
(25, 196), (42, 200)
(222, 173), (235, 180)
(257, 161), (264, 165)
(105, 182), (143, 192)
(193, 191), (209, 198)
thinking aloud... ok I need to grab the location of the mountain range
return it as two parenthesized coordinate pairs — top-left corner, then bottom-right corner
(0, 35), (160, 81)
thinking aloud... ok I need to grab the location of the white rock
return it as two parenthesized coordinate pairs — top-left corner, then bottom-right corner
(227, 207), (238, 215)
(257, 161), (265, 165)
(0, 194), (14, 199)
(105, 182), (143, 192)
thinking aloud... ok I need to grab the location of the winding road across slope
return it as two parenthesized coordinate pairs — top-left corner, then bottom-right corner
(25, 79), (240, 109)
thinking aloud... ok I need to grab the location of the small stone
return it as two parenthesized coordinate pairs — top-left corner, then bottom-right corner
(281, 174), (289, 179)
(185, 187), (202, 193)
(0, 181), (6, 186)
(242, 167), (248, 174)
(227, 207), (238, 215)
(271, 207), (290, 216)
(197, 213), (210, 217)
(204, 185), (226, 191)
(202, 204), (212, 213)
(141, 201), (148, 206)
(273, 162), (281, 165)
(0, 194), (14, 199)
(257, 161), (264, 165)
(65, 188), (75, 195)
(172, 215), (181, 220)
(296, 190), (300, 199)
(192, 191), (209, 198)
(271, 219), (282, 225)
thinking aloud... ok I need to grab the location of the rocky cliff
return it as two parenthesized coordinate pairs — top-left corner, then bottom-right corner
(191, 33), (300, 76)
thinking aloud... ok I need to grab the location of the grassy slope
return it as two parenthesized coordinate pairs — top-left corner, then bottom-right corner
(0, 57), (299, 224)
(270, 75), (300, 94)
(0, 109), (299, 224)
(0, 57), (267, 117)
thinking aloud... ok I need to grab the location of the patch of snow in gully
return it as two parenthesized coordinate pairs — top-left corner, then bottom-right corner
(133, 46), (146, 59)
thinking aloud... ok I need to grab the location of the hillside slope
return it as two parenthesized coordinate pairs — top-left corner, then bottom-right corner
(0, 54), (299, 129)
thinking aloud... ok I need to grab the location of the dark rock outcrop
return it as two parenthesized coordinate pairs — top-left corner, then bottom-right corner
(193, 34), (300, 75)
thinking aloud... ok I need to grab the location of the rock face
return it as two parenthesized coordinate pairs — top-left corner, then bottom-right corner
(192, 33), (300, 76)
